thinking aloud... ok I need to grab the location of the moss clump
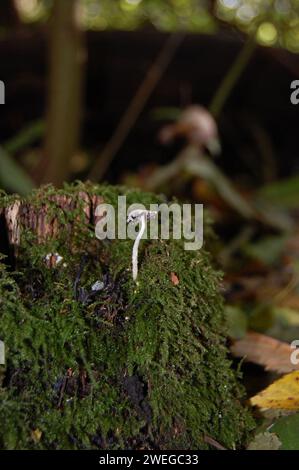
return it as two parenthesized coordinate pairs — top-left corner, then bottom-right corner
(0, 182), (254, 449)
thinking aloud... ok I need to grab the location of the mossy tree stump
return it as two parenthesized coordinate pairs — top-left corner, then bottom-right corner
(0, 183), (253, 449)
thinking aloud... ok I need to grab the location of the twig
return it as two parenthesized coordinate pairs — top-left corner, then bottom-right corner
(88, 33), (185, 181)
(209, 35), (256, 118)
(203, 435), (227, 450)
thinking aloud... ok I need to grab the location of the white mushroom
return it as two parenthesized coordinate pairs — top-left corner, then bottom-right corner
(127, 209), (157, 282)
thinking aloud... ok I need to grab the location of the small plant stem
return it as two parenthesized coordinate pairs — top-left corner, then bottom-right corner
(209, 35), (256, 118)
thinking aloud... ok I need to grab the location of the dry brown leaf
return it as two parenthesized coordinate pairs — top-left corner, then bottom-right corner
(231, 331), (299, 374)
(247, 431), (282, 450)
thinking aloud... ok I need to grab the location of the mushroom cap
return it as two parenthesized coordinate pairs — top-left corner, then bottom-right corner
(127, 209), (157, 224)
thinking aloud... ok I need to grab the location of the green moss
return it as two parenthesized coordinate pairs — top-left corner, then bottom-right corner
(0, 182), (254, 449)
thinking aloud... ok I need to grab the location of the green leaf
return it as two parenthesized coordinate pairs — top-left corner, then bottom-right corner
(271, 413), (299, 450)
(0, 119), (43, 194)
(0, 147), (34, 195)
(3, 120), (45, 155)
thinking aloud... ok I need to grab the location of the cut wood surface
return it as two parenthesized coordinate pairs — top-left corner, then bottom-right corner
(1, 191), (103, 249)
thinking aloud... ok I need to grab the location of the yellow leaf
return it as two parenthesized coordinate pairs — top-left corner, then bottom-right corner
(250, 371), (299, 410)
(31, 428), (42, 443)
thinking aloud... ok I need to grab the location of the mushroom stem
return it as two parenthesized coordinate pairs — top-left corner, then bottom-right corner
(127, 209), (157, 282)
(132, 214), (146, 281)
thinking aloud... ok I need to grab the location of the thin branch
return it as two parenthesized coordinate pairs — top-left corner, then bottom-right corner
(209, 35), (256, 118)
(88, 33), (185, 182)
(203, 435), (227, 450)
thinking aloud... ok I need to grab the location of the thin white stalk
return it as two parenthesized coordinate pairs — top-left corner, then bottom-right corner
(132, 214), (146, 281)
(127, 209), (157, 282)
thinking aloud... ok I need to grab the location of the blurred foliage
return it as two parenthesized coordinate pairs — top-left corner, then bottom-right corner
(0, 146), (34, 195)
(0, 120), (44, 194)
(256, 176), (299, 209)
(217, 0), (299, 51)
(15, 0), (299, 51)
(243, 235), (288, 265)
(225, 305), (248, 339)
(15, 0), (216, 32)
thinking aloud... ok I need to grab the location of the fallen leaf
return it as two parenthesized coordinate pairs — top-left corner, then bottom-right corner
(247, 431), (281, 450)
(270, 413), (299, 450)
(231, 331), (299, 374)
(170, 272), (179, 286)
(250, 371), (299, 410)
(31, 428), (42, 443)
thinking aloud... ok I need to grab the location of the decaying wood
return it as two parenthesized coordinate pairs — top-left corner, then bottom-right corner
(1, 192), (103, 257)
